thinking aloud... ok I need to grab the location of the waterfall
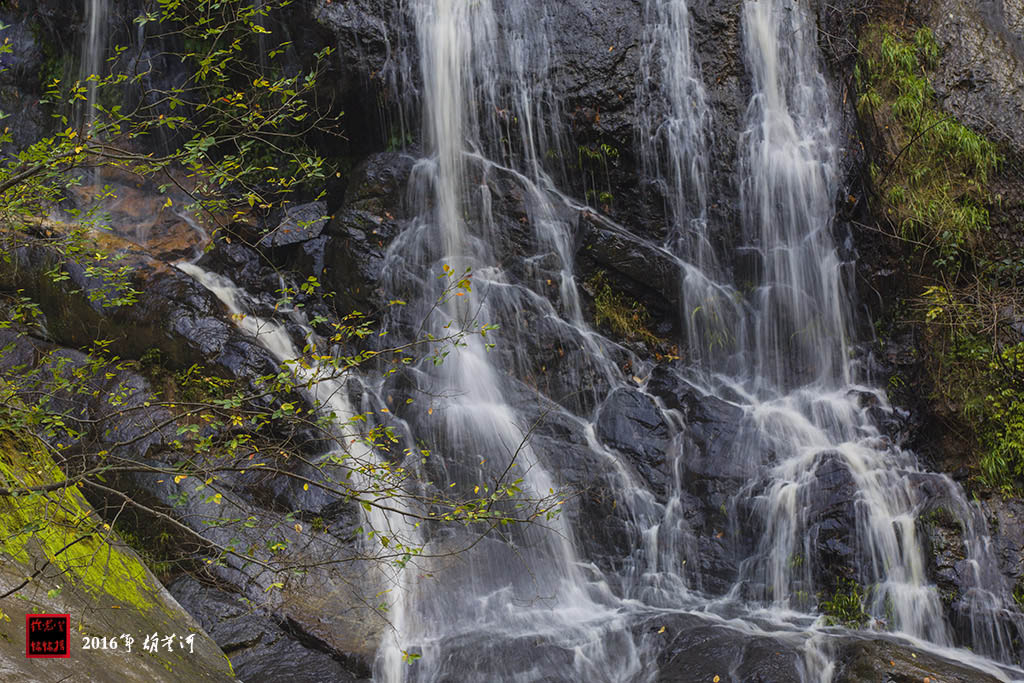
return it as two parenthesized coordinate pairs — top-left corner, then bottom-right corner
(724, 0), (1023, 669)
(739, 0), (849, 393)
(357, 0), (1024, 678)
(639, 0), (746, 374)
(160, 0), (1024, 678)
(376, 2), (644, 680)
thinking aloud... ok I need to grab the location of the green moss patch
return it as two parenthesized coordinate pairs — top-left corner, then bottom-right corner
(0, 435), (155, 610)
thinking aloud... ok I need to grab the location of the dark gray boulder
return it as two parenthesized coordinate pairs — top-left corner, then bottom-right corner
(169, 576), (371, 683)
(260, 202), (330, 248)
(651, 613), (803, 683)
(835, 636), (1006, 682)
(929, 0), (1024, 156)
(596, 387), (674, 496)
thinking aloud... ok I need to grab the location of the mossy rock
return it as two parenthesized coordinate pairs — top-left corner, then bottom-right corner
(0, 434), (234, 681)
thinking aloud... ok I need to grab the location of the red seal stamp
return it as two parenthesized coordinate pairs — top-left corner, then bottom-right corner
(26, 614), (70, 658)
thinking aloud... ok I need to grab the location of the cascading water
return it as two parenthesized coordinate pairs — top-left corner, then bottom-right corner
(175, 262), (421, 682)
(170, 0), (1024, 678)
(729, 0), (1024, 661)
(375, 2), (644, 680)
(357, 0), (1024, 679)
(638, 0), (746, 374)
(739, 0), (849, 392)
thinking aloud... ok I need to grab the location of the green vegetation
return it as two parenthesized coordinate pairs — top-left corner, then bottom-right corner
(857, 24), (999, 272)
(588, 271), (664, 347)
(858, 23), (1024, 491)
(975, 343), (1024, 485)
(577, 142), (619, 211)
(819, 579), (870, 628)
(1013, 581), (1024, 610)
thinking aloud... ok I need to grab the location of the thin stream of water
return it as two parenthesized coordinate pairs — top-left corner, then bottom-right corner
(80, 0), (108, 134)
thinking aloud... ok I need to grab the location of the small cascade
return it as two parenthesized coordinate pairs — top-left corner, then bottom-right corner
(376, 2), (644, 680)
(175, 262), (419, 681)
(710, 0), (1024, 669)
(638, 0), (746, 373)
(739, 0), (848, 392)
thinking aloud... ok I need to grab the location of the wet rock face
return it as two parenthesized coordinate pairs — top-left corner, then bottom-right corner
(577, 211), (682, 324)
(651, 613), (803, 683)
(596, 387), (674, 496)
(643, 367), (748, 592)
(261, 202), (330, 248)
(930, 0), (1024, 156)
(323, 152), (414, 311)
(804, 452), (860, 590)
(985, 497), (1024, 595)
(920, 503), (969, 607)
(309, 0), (405, 156)
(2, 235), (303, 403)
(169, 577), (371, 683)
(312, 0), (400, 94)
(835, 637), (1004, 682)
(0, 12), (47, 152)
(690, 0), (747, 245)
(547, 0), (643, 147)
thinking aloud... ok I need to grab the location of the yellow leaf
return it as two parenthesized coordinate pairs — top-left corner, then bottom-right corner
(714, 677), (720, 683)
(174, 475), (187, 484)
(163, 198), (173, 208)
(657, 626), (665, 634)
(474, 486), (480, 494)
(303, 483), (309, 491)
(294, 523), (302, 533)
